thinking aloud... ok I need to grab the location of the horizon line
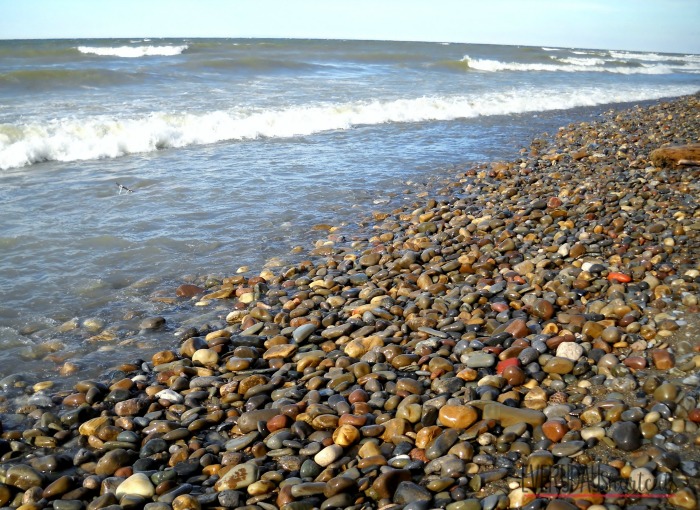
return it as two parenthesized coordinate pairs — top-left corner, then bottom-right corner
(0, 36), (697, 56)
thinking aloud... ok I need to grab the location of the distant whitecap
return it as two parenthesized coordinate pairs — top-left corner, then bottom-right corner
(77, 45), (188, 58)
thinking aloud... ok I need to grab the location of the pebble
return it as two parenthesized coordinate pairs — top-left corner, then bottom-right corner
(314, 444), (343, 467)
(115, 473), (155, 499)
(608, 421), (642, 451)
(214, 462), (259, 491)
(555, 342), (584, 361)
(439, 405), (478, 429)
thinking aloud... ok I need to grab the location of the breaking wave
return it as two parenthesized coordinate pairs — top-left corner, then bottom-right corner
(77, 45), (188, 58)
(462, 55), (699, 74)
(2, 84), (698, 170)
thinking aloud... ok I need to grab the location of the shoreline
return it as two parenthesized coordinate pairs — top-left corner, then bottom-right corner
(0, 94), (698, 510)
(5, 94), (689, 385)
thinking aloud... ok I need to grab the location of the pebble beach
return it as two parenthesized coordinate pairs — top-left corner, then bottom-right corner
(0, 94), (699, 510)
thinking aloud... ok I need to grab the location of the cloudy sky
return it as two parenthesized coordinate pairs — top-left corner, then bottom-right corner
(1, 0), (698, 53)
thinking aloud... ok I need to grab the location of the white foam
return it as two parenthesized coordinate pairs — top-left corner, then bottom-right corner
(462, 55), (694, 74)
(77, 45), (188, 58)
(556, 57), (608, 66)
(1, 84), (698, 170)
(609, 50), (700, 63)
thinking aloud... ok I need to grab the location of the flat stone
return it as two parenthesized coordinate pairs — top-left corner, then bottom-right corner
(224, 431), (259, 452)
(237, 409), (279, 433)
(481, 402), (545, 428)
(293, 323), (317, 342)
(542, 357), (575, 374)
(263, 343), (298, 359)
(465, 352), (496, 368)
(370, 469), (411, 500)
(214, 462), (259, 491)
(5, 464), (44, 490)
(393, 481), (432, 504)
(551, 441), (585, 457)
(291, 482), (326, 497)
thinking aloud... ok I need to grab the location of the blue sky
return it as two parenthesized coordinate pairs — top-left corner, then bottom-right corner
(1, 0), (698, 53)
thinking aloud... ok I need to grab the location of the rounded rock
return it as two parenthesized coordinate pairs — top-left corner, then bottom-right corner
(439, 405), (478, 429)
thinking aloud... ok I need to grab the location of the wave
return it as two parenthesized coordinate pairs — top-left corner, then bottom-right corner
(609, 50), (700, 63)
(76, 45), (188, 58)
(1, 85), (697, 170)
(461, 55), (697, 74)
(556, 57), (608, 66)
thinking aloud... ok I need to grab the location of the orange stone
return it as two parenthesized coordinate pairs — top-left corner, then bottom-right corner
(497, 357), (520, 374)
(542, 419), (569, 442)
(62, 393), (86, 407)
(415, 425), (442, 448)
(152, 350), (178, 366)
(438, 405), (479, 429)
(607, 272), (632, 283)
(266, 414), (290, 433)
(651, 349), (675, 370)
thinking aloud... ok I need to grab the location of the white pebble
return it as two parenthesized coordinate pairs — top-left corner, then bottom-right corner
(556, 342), (584, 361)
(314, 444), (343, 467)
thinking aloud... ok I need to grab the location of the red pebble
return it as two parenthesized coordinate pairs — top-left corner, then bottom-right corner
(496, 357), (520, 375)
(266, 414), (290, 432)
(547, 197), (563, 208)
(607, 272), (632, 283)
(689, 409), (700, 423)
(491, 302), (510, 313)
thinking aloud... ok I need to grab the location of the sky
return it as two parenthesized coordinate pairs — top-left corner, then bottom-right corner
(0, 0), (698, 54)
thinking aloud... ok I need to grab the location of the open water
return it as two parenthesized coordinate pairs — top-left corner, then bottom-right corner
(1, 38), (698, 382)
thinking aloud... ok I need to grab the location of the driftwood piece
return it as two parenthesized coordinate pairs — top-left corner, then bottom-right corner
(650, 144), (700, 168)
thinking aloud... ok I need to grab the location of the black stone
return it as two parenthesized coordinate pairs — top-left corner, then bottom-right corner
(608, 421), (642, 451)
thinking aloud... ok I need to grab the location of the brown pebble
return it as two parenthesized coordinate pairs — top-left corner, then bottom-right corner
(505, 319), (530, 338)
(542, 419), (569, 442)
(651, 349), (674, 369)
(502, 365), (526, 386)
(623, 357), (647, 370)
